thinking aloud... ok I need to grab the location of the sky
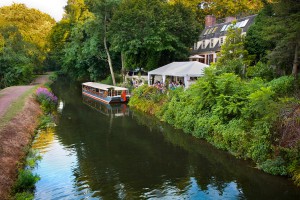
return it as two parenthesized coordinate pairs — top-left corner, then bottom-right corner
(0, 0), (68, 21)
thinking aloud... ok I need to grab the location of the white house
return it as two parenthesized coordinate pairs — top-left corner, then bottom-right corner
(190, 15), (256, 65)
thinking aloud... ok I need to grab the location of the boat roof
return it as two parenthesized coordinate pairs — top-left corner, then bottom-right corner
(82, 82), (128, 91)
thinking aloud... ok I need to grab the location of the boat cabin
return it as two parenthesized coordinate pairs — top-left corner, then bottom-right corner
(82, 82), (130, 104)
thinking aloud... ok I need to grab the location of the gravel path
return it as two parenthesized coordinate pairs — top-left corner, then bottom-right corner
(0, 75), (50, 119)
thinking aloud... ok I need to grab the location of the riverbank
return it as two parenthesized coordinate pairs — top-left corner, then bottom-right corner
(0, 75), (50, 199)
(128, 72), (300, 187)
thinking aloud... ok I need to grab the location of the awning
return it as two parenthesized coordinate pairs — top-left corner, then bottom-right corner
(148, 61), (209, 77)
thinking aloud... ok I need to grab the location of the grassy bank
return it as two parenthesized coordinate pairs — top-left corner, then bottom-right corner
(0, 86), (38, 131)
(0, 73), (58, 199)
(11, 76), (58, 199)
(129, 68), (300, 186)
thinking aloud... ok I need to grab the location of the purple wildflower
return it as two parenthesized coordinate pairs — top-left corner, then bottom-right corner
(36, 87), (58, 104)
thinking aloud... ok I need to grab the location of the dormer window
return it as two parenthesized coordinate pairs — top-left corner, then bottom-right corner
(210, 39), (214, 48)
(202, 40), (205, 49)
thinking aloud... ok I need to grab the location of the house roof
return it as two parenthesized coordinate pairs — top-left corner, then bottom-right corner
(148, 61), (209, 77)
(193, 15), (257, 54)
(82, 82), (128, 91)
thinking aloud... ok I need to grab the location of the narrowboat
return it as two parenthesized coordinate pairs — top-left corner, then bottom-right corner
(82, 82), (130, 104)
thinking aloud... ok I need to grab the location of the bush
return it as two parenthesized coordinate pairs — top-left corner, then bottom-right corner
(35, 87), (58, 113)
(129, 68), (299, 183)
(13, 169), (40, 193)
(247, 62), (275, 80)
(267, 76), (295, 97)
(15, 192), (34, 200)
(259, 157), (288, 175)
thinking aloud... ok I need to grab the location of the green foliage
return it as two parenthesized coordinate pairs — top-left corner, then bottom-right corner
(38, 115), (54, 130)
(101, 74), (122, 85)
(0, 4), (55, 88)
(13, 169), (40, 194)
(266, 76), (295, 96)
(13, 149), (41, 196)
(246, 0), (300, 76)
(247, 62), (275, 80)
(259, 157), (288, 175)
(215, 24), (250, 77)
(15, 192), (34, 200)
(129, 66), (300, 182)
(109, 0), (199, 71)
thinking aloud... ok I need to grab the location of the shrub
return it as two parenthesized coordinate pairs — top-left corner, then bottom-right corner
(267, 76), (295, 97)
(35, 87), (58, 113)
(259, 157), (288, 175)
(13, 169), (40, 193)
(129, 68), (299, 183)
(247, 62), (275, 80)
(15, 192), (34, 200)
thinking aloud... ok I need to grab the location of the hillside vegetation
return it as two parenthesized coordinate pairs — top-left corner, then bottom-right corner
(0, 4), (55, 88)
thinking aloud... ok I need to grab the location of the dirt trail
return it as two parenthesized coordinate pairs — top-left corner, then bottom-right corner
(0, 74), (49, 199)
(0, 75), (49, 119)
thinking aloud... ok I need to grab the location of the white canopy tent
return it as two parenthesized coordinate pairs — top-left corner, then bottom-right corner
(148, 61), (209, 87)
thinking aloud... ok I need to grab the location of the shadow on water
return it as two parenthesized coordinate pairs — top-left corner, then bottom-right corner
(33, 77), (300, 200)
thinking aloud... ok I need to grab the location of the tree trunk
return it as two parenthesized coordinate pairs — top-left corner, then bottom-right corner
(292, 42), (298, 79)
(121, 52), (125, 83)
(104, 14), (116, 86)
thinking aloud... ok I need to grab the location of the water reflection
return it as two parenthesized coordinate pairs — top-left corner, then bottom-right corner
(33, 78), (300, 200)
(83, 96), (129, 118)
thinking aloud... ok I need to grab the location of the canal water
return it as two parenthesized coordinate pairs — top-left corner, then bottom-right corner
(33, 78), (300, 199)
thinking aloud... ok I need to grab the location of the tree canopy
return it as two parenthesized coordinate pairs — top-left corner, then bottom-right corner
(109, 0), (199, 70)
(0, 4), (55, 88)
(245, 0), (300, 77)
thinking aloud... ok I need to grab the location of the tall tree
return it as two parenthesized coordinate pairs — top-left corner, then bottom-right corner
(168, 0), (265, 25)
(214, 24), (250, 77)
(0, 3), (55, 72)
(246, 0), (300, 77)
(85, 0), (121, 86)
(0, 26), (34, 88)
(109, 0), (198, 71)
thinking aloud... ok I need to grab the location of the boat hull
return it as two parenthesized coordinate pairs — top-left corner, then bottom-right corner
(82, 91), (129, 104)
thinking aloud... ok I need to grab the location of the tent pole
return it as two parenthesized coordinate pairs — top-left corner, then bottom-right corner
(148, 74), (151, 86)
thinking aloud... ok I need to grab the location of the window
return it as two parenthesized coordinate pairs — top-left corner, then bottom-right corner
(202, 40), (206, 49)
(207, 28), (213, 35)
(239, 19), (249, 28)
(203, 29), (210, 35)
(212, 27), (218, 33)
(210, 39), (214, 48)
(220, 37), (224, 46)
(221, 25), (227, 32)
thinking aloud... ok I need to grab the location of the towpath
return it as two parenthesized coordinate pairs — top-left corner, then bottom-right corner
(0, 75), (49, 119)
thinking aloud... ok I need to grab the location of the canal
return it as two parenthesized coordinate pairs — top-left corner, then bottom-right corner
(33, 77), (300, 199)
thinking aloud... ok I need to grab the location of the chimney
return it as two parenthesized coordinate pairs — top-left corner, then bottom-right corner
(225, 16), (236, 23)
(205, 15), (216, 27)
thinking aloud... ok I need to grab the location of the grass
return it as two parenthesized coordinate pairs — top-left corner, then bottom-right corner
(0, 86), (39, 131)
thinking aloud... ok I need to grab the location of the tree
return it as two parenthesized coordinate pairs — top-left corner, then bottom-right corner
(246, 0), (300, 78)
(214, 24), (250, 77)
(0, 4), (55, 88)
(0, 26), (34, 88)
(0, 3), (55, 72)
(168, 0), (265, 25)
(109, 0), (198, 71)
(245, 4), (275, 65)
(85, 0), (121, 86)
